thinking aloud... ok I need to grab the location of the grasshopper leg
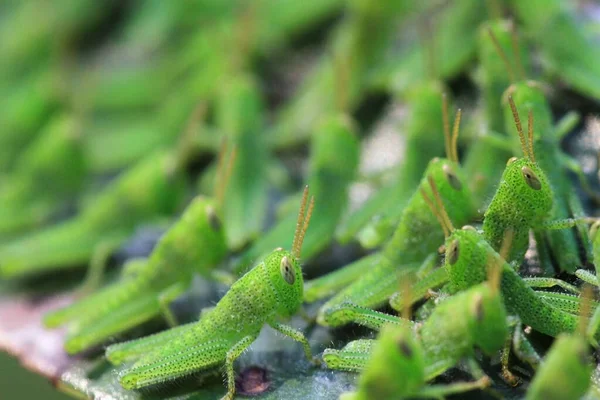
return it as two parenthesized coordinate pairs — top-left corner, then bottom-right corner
(318, 302), (406, 330)
(79, 239), (120, 294)
(158, 282), (187, 327)
(524, 277), (580, 294)
(270, 322), (318, 364)
(322, 339), (374, 372)
(417, 377), (491, 400)
(223, 335), (256, 400)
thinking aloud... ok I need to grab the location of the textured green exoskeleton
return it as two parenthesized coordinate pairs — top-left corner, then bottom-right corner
(315, 106), (475, 325)
(500, 82), (591, 273)
(525, 286), (593, 400)
(43, 146), (237, 354)
(106, 187), (317, 400)
(234, 114), (359, 274)
(0, 114), (86, 237)
(336, 82), (448, 247)
(0, 150), (187, 280)
(337, 323), (491, 400)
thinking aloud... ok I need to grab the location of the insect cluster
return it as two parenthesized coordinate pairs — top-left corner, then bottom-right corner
(2, 1), (600, 399)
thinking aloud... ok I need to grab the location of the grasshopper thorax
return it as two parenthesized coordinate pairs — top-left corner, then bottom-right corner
(263, 248), (304, 317)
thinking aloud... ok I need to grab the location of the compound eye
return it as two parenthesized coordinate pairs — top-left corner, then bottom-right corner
(280, 256), (295, 285)
(521, 166), (542, 190)
(397, 338), (413, 359)
(447, 239), (460, 265)
(507, 156), (518, 166)
(206, 206), (222, 231)
(443, 164), (462, 191)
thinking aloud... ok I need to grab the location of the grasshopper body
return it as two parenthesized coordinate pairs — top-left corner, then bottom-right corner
(107, 188), (316, 400)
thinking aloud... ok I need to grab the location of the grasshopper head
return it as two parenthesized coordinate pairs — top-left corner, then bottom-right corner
(357, 324), (425, 398)
(469, 285), (509, 355)
(444, 227), (489, 292)
(501, 157), (553, 223)
(264, 248), (304, 317)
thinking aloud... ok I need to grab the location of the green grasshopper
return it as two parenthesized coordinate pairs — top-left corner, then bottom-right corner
(323, 228), (510, 384)
(0, 114), (86, 237)
(42, 143), (237, 354)
(105, 186), (317, 400)
(314, 104), (476, 325)
(525, 285), (594, 400)
(0, 148), (188, 284)
(233, 113), (359, 274)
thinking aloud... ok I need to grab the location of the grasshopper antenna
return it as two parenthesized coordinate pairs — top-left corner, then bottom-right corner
(527, 110), (536, 163)
(428, 175), (455, 233)
(400, 274), (415, 321)
(487, 26), (516, 84)
(579, 284), (594, 337)
(451, 108), (462, 163)
(489, 228), (513, 294)
(420, 185), (449, 238)
(442, 93), (452, 161)
(292, 186), (315, 259)
(216, 139), (238, 210)
(508, 95), (533, 161)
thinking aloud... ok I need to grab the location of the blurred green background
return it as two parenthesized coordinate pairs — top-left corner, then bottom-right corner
(0, 353), (70, 400)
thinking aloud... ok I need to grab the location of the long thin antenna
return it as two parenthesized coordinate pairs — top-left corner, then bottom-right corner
(442, 93), (451, 160)
(295, 195), (314, 259)
(579, 284), (594, 337)
(292, 186), (309, 258)
(488, 228), (513, 294)
(508, 96), (529, 160)
(400, 275), (415, 321)
(527, 110), (536, 163)
(509, 20), (526, 80)
(451, 109), (462, 163)
(216, 139), (238, 209)
(420, 187), (449, 238)
(427, 176), (455, 233)
(487, 27), (516, 84)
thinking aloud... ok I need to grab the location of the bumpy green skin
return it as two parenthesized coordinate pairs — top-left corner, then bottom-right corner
(525, 334), (591, 400)
(510, 0), (600, 100)
(503, 82), (585, 272)
(446, 229), (578, 337)
(110, 249), (310, 397)
(482, 157), (553, 264)
(44, 196), (228, 353)
(420, 283), (508, 380)
(346, 324), (425, 400)
(464, 20), (527, 208)
(235, 115), (359, 273)
(0, 150), (187, 278)
(322, 339), (375, 373)
(219, 75), (269, 250)
(318, 157), (475, 326)
(337, 81), (447, 246)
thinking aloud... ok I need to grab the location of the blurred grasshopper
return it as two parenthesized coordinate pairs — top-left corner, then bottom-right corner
(0, 148), (188, 283)
(525, 285), (594, 400)
(313, 102), (475, 325)
(510, 0), (600, 101)
(0, 114), (86, 237)
(324, 228), (510, 384)
(43, 143), (237, 354)
(233, 113), (359, 274)
(106, 187), (317, 400)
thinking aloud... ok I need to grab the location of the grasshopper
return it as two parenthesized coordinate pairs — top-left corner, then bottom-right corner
(105, 186), (317, 400)
(313, 102), (476, 325)
(43, 142), (237, 354)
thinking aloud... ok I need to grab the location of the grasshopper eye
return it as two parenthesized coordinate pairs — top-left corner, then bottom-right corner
(443, 164), (462, 190)
(447, 240), (460, 265)
(507, 156), (517, 166)
(397, 339), (413, 358)
(521, 166), (541, 190)
(472, 294), (484, 322)
(206, 206), (222, 231)
(280, 256), (295, 285)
